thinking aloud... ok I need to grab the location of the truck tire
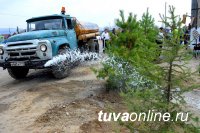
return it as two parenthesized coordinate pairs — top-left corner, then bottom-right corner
(51, 47), (70, 79)
(51, 62), (70, 79)
(7, 67), (29, 79)
(89, 42), (98, 52)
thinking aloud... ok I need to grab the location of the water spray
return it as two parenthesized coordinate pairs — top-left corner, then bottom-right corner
(44, 49), (100, 67)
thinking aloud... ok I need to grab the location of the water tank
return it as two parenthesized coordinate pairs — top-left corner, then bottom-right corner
(75, 20), (99, 40)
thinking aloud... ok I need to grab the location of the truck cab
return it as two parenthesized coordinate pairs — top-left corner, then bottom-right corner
(0, 9), (100, 79)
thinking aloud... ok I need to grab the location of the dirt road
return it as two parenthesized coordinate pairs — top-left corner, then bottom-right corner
(0, 61), (107, 132)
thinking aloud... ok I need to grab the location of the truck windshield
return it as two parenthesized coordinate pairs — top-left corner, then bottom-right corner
(28, 19), (63, 31)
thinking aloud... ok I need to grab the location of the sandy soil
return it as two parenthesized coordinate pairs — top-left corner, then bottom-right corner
(0, 58), (199, 133)
(0, 61), (107, 133)
(182, 58), (200, 115)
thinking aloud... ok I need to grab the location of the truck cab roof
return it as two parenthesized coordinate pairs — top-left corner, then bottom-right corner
(26, 14), (72, 22)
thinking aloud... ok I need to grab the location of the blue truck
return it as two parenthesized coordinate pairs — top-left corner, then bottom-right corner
(0, 8), (101, 79)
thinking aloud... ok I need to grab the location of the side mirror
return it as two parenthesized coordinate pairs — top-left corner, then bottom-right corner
(72, 18), (76, 27)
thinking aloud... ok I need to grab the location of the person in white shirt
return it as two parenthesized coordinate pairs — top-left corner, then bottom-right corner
(156, 27), (165, 57)
(156, 27), (164, 44)
(101, 28), (110, 40)
(101, 28), (110, 51)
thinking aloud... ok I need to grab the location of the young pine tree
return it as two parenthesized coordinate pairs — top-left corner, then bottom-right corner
(107, 9), (161, 84)
(159, 6), (192, 103)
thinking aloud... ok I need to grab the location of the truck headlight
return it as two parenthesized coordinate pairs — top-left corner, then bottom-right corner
(0, 48), (4, 55)
(40, 44), (47, 52)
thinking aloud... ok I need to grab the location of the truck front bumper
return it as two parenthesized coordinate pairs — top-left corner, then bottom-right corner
(0, 60), (49, 69)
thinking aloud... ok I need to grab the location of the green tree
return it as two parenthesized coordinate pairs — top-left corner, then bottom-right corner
(107, 9), (161, 84)
(159, 6), (192, 102)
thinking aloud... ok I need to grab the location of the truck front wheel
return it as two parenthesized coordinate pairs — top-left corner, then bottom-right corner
(51, 47), (70, 79)
(7, 67), (29, 79)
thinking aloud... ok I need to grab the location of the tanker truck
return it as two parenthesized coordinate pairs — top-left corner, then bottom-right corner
(0, 7), (102, 79)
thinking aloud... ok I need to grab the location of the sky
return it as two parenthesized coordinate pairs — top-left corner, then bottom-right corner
(0, 0), (191, 29)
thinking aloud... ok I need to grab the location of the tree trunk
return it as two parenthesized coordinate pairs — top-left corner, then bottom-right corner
(167, 62), (173, 103)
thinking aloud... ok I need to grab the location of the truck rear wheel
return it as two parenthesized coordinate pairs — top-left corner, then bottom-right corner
(51, 47), (70, 79)
(7, 67), (29, 79)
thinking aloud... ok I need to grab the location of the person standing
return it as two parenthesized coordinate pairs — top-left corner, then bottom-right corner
(156, 27), (164, 57)
(156, 27), (164, 44)
(101, 28), (110, 51)
(112, 28), (116, 35)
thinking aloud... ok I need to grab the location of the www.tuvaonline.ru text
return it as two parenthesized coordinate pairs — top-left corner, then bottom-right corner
(98, 110), (189, 122)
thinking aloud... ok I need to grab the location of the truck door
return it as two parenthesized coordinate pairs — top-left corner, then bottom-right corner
(65, 18), (77, 49)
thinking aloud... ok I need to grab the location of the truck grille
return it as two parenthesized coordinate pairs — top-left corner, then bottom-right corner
(7, 43), (33, 47)
(6, 42), (38, 60)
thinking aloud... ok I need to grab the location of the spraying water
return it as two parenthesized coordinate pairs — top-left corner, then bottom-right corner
(44, 49), (100, 67)
(102, 56), (159, 91)
(44, 49), (157, 91)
